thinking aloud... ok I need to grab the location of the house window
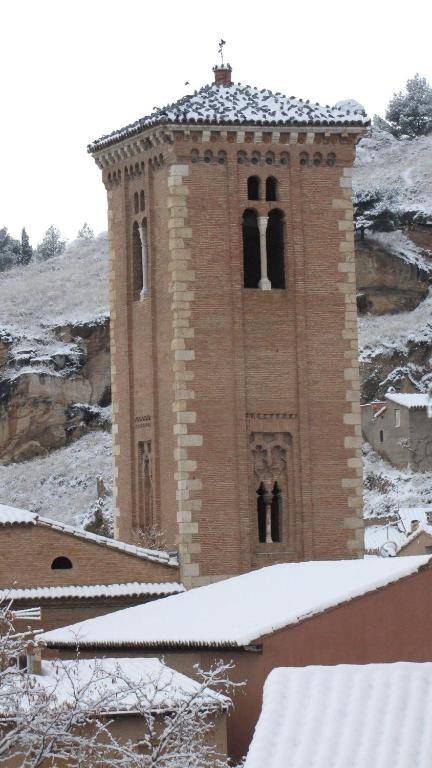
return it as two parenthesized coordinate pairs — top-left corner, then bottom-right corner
(247, 176), (260, 201)
(51, 556), (72, 570)
(379, 430), (384, 443)
(266, 209), (286, 289)
(395, 409), (400, 428)
(242, 209), (260, 288)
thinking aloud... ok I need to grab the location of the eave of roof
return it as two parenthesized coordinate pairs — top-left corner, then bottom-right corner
(88, 81), (369, 153)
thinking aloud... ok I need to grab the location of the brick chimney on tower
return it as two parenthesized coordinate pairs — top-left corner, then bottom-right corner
(213, 63), (232, 86)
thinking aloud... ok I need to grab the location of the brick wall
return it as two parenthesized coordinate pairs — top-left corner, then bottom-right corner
(0, 525), (178, 588)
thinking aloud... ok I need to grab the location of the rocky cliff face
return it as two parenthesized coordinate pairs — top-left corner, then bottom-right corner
(0, 235), (110, 464)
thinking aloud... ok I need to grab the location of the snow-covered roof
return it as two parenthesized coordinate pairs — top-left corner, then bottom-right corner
(40, 558), (431, 648)
(245, 663), (432, 768)
(365, 506), (432, 555)
(30, 657), (225, 714)
(0, 503), (178, 568)
(0, 581), (184, 602)
(386, 392), (429, 409)
(89, 81), (369, 152)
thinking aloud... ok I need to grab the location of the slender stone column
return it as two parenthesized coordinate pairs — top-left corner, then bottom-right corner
(257, 216), (271, 290)
(263, 484), (273, 543)
(138, 223), (148, 296)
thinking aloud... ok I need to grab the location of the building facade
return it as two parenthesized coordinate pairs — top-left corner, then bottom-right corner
(89, 65), (368, 585)
(362, 392), (432, 471)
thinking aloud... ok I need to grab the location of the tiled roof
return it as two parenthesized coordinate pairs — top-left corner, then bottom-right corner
(0, 503), (178, 568)
(88, 82), (369, 152)
(40, 558), (430, 649)
(29, 658), (226, 714)
(245, 663), (432, 768)
(0, 581), (184, 602)
(386, 392), (429, 409)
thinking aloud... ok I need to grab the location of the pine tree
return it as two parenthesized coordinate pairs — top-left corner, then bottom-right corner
(36, 225), (66, 260)
(77, 222), (95, 240)
(0, 226), (22, 271)
(19, 227), (33, 265)
(386, 74), (432, 137)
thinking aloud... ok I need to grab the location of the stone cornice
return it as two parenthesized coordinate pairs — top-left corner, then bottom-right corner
(91, 123), (366, 169)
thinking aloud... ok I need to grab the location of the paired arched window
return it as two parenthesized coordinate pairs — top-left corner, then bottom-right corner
(257, 482), (282, 544)
(140, 190), (145, 211)
(243, 208), (286, 289)
(247, 176), (278, 201)
(51, 556), (72, 570)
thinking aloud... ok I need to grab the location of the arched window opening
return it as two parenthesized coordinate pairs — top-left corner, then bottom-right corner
(242, 209), (260, 288)
(140, 161), (145, 173)
(135, 162), (140, 175)
(204, 150), (213, 164)
(51, 556), (72, 570)
(266, 209), (285, 289)
(299, 152), (309, 167)
(134, 192), (139, 214)
(247, 176), (260, 201)
(266, 177), (277, 202)
(271, 482), (282, 542)
(280, 151), (290, 166)
(191, 149), (199, 163)
(257, 483), (266, 543)
(218, 150), (227, 165)
(237, 151), (247, 165)
(251, 151), (260, 166)
(327, 152), (336, 167)
(313, 152), (322, 167)
(265, 151), (275, 165)
(140, 190), (145, 212)
(132, 221), (143, 299)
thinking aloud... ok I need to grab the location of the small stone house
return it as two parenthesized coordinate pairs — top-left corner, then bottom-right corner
(40, 557), (432, 761)
(244, 663), (432, 768)
(0, 503), (182, 629)
(361, 392), (432, 471)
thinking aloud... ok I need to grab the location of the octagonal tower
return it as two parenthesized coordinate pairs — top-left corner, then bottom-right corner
(89, 65), (368, 586)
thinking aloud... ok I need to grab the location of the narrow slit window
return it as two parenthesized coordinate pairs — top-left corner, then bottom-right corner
(242, 209), (260, 288)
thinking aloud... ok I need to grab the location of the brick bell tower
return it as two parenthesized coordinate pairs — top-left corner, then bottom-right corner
(89, 64), (369, 586)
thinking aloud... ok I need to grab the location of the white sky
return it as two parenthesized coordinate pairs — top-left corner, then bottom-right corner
(1, 0), (431, 244)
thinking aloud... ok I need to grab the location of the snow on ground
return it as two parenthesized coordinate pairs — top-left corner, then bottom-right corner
(0, 234), (108, 353)
(0, 431), (112, 527)
(358, 286), (432, 361)
(354, 131), (432, 222)
(363, 442), (432, 520)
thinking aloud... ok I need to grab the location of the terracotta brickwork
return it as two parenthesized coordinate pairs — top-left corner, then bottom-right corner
(94, 84), (365, 585)
(0, 525), (177, 588)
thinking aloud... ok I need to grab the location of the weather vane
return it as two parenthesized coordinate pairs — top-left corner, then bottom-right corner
(218, 38), (226, 66)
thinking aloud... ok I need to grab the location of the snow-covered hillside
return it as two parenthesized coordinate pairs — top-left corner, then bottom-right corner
(0, 431), (112, 527)
(354, 132), (432, 225)
(0, 234), (108, 344)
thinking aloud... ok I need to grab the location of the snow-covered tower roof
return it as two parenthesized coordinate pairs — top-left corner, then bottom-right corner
(88, 66), (369, 153)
